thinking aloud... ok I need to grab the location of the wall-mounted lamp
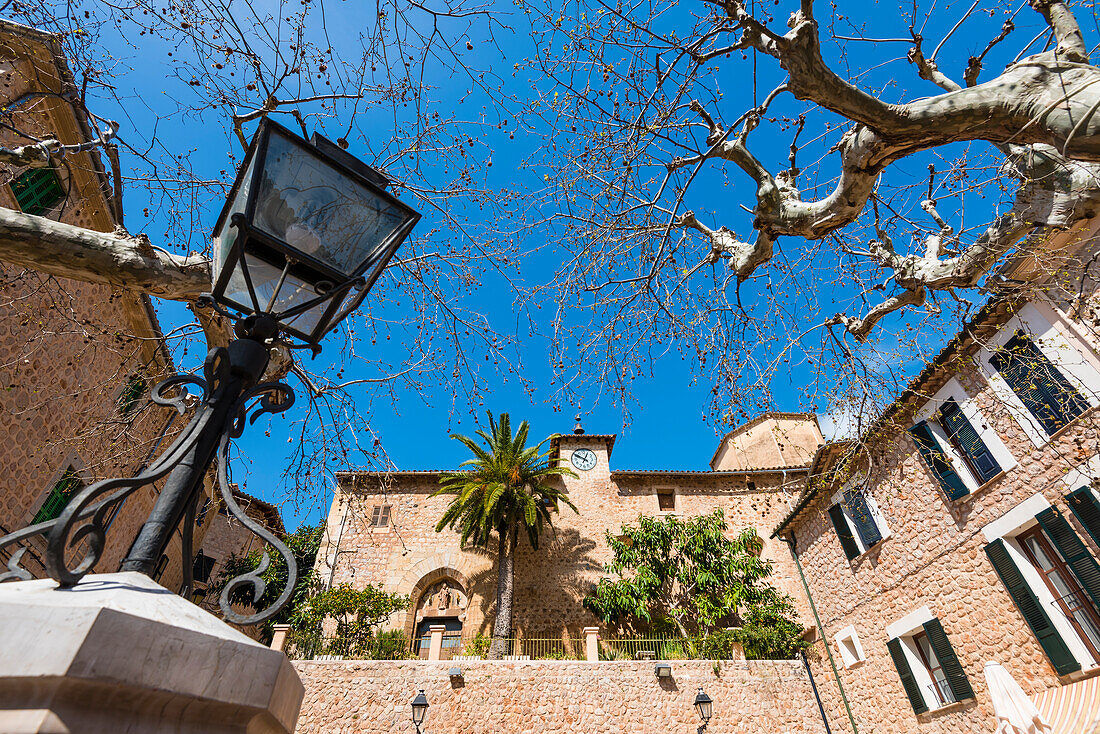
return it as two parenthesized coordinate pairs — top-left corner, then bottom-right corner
(654, 662), (672, 678)
(694, 688), (713, 729)
(410, 688), (429, 734)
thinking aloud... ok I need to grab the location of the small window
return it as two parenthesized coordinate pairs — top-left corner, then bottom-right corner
(370, 504), (391, 527)
(827, 483), (889, 560)
(11, 168), (65, 216)
(991, 331), (1090, 437)
(746, 480), (756, 492)
(192, 551), (217, 584)
(656, 487), (675, 512)
(32, 468), (85, 525)
(938, 399), (1002, 484)
(117, 375), (147, 415)
(912, 631), (956, 707)
(835, 626), (865, 668)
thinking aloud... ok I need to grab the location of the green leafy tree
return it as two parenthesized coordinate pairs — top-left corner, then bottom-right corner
(289, 584), (410, 659)
(434, 412), (578, 659)
(213, 521), (324, 641)
(584, 510), (806, 659)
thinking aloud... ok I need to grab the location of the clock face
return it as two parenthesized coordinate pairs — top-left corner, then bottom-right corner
(571, 448), (597, 471)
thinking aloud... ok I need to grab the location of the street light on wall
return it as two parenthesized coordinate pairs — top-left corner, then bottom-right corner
(694, 688), (713, 730)
(410, 688), (429, 733)
(0, 120), (421, 626)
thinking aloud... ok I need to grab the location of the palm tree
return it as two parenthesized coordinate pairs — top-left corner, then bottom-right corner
(434, 412), (577, 659)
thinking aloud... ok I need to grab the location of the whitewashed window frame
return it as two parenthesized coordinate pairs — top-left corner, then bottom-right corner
(977, 303), (1100, 447)
(912, 378), (1018, 493)
(982, 493), (1099, 670)
(830, 474), (892, 555)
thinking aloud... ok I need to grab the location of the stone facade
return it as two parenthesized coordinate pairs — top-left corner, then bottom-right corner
(0, 21), (194, 587)
(193, 489), (286, 621)
(0, 22), (279, 598)
(293, 659), (827, 734)
(776, 220), (1100, 732)
(316, 418), (822, 644)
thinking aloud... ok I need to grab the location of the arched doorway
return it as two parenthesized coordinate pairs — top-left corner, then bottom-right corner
(412, 578), (468, 659)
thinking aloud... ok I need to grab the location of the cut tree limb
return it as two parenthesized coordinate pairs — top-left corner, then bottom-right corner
(0, 206), (210, 300)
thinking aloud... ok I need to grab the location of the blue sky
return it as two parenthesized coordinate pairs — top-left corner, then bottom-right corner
(28, 0), (1074, 530)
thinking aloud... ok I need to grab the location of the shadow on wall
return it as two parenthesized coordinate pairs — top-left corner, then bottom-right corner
(510, 526), (602, 638)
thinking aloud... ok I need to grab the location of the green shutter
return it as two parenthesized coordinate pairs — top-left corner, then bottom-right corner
(1036, 507), (1100, 615)
(991, 333), (1090, 436)
(843, 489), (883, 548)
(985, 538), (1080, 675)
(10, 168), (65, 216)
(1067, 487), (1100, 549)
(828, 503), (860, 560)
(922, 618), (974, 701)
(939, 399), (1001, 482)
(31, 469), (83, 525)
(909, 422), (970, 500)
(886, 637), (929, 714)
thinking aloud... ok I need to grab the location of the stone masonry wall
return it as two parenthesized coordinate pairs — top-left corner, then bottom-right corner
(0, 26), (203, 590)
(293, 659), (827, 734)
(787, 294), (1100, 732)
(318, 430), (811, 642)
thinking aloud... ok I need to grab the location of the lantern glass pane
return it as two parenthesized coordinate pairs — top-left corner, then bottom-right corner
(222, 254), (343, 336)
(252, 130), (410, 277)
(212, 153), (257, 286)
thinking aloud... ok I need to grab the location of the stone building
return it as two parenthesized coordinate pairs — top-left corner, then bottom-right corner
(315, 412), (823, 649)
(774, 217), (1100, 732)
(0, 20), (284, 598)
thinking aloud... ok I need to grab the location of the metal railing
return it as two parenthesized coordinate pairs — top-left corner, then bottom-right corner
(599, 635), (689, 661)
(285, 628), (412, 661)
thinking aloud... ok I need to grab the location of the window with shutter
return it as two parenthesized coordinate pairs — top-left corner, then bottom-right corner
(192, 552), (217, 584)
(10, 168), (64, 216)
(827, 504), (860, 560)
(985, 538), (1080, 675)
(921, 618), (975, 703)
(991, 332), (1090, 437)
(1026, 512), (1100, 660)
(886, 637), (929, 715)
(656, 487), (675, 511)
(32, 468), (85, 525)
(938, 399), (1002, 483)
(842, 487), (883, 549)
(909, 421), (970, 500)
(1067, 487), (1100, 549)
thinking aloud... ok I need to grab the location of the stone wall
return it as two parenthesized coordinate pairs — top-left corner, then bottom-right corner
(0, 23), (203, 592)
(784, 247), (1100, 733)
(317, 428), (813, 642)
(293, 659), (828, 734)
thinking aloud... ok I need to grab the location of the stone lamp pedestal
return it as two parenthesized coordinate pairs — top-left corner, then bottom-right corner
(0, 572), (303, 734)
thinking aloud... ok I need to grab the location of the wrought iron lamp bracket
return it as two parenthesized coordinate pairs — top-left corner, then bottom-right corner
(0, 337), (301, 626)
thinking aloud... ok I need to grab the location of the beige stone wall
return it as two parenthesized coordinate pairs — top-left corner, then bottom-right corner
(317, 430), (811, 642)
(711, 414), (823, 472)
(0, 24), (204, 589)
(293, 659), (827, 734)
(786, 293), (1100, 732)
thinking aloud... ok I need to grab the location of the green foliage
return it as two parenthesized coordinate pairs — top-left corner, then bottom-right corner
(211, 521), (324, 641)
(584, 510), (807, 659)
(464, 633), (492, 657)
(434, 411), (578, 550)
(288, 584), (411, 660)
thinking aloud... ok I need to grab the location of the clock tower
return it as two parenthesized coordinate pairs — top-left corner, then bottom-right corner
(550, 414), (615, 478)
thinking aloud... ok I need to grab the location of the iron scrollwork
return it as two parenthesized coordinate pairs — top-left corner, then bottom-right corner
(0, 349), (301, 627)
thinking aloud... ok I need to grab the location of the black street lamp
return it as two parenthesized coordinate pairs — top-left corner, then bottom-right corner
(694, 688), (713, 730)
(0, 120), (420, 624)
(410, 688), (429, 733)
